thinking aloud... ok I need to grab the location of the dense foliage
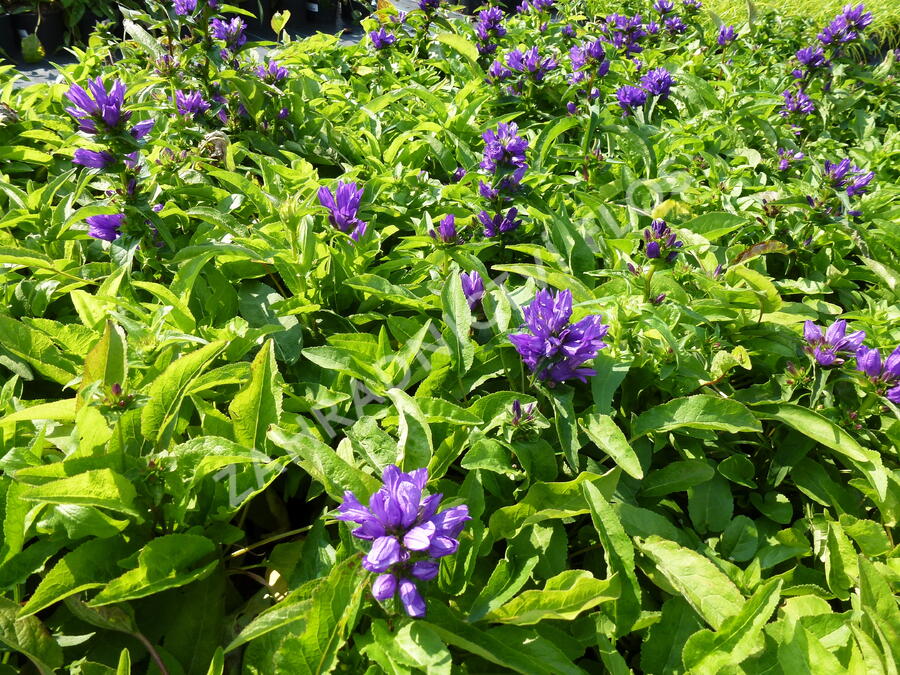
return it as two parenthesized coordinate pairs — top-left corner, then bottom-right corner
(0, 0), (899, 671)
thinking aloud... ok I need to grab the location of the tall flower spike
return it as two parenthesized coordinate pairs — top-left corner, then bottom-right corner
(65, 77), (132, 134)
(509, 289), (610, 384)
(643, 219), (683, 261)
(460, 271), (485, 310)
(336, 465), (470, 618)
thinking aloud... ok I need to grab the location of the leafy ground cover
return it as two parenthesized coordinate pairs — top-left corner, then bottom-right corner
(0, 0), (899, 672)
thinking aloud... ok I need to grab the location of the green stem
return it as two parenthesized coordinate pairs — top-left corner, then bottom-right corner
(643, 265), (656, 301)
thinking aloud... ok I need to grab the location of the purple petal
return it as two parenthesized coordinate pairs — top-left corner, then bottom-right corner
(410, 560), (440, 581)
(399, 578), (426, 618)
(363, 536), (401, 573)
(371, 573), (397, 601)
(403, 521), (436, 551)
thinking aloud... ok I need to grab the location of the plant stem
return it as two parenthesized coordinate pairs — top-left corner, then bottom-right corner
(134, 632), (169, 675)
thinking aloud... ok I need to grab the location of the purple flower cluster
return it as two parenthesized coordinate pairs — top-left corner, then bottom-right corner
(85, 213), (126, 241)
(653, 0), (674, 14)
(418, 0), (440, 13)
(475, 7), (506, 55)
(210, 17), (247, 51)
(780, 88), (815, 118)
(824, 158), (874, 197)
(370, 27), (397, 50)
(255, 60), (289, 82)
(480, 122), (528, 182)
(510, 399), (537, 426)
(460, 271), (485, 309)
(777, 148), (804, 171)
(429, 214), (458, 244)
(174, 0), (197, 15)
(509, 289), (610, 384)
(569, 39), (609, 86)
(717, 24), (736, 46)
(66, 78), (140, 136)
(640, 67), (675, 98)
(664, 15), (687, 34)
(479, 208), (522, 236)
(318, 180), (367, 242)
(803, 319), (866, 366)
(794, 46), (830, 80)
(643, 219), (683, 261)
(616, 85), (647, 115)
(336, 465), (470, 618)
(856, 346), (900, 404)
(600, 14), (647, 56)
(683, 0), (702, 12)
(175, 90), (211, 118)
(818, 3), (871, 45)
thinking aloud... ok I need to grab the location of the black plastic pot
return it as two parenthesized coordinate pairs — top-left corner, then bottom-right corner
(242, 0), (276, 39)
(13, 7), (65, 57)
(0, 13), (21, 61)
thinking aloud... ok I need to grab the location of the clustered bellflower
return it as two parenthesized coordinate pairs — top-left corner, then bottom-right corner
(336, 465), (470, 618)
(780, 88), (815, 120)
(653, 0), (674, 14)
(794, 46), (830, 80)
(86, 213), (126, 242)
(174, 0), (197, 15)
(370, 27), (397, 50)
(824, 158), (874, 198)
(175, 90), (211, 118)
(803, 319), (866, 366)
(66, 77), (143, 136)
(777, 148), (804, 171)
(255, 60), (289, 82)
(643, 219), (683, 261)
(475, 7), (506, 55)
(460, 271), (485, 310)
(616, 85), (646, 115)
(492, 47), (557, 94)
(509, 288), (610, 384)
(479, 123), (527, 238)
(717, 24), (736, 46)
(569, 38), (610, 86)
(600, 14), (647, 56)
(683, 0), (702, 12)
(318, 180), (368, 242)
(429, 214), (458, 244)
(818, 3), (871, 46)
(210, 16), (247, 51)
(856, 346), (900, 404)
(640, 67), (675, 99)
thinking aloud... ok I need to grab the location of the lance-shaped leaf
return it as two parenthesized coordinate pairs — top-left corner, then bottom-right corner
(385, 388), (433, 471)
(442, 271), (474, 375)
(0, 596), (63, 674)
(21, 469), (140, 518)
(633, 395), (761, 437)
(229, 340), (282, 451)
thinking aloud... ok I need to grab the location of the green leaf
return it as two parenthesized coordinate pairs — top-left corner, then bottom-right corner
(0, 314), (79, 385)
(21, 469), (140, 518)
(441, 271), (474, 375)
(421, 602), (572, 675)
(268, 427), (380, 501)
(0, 596), (63, 674)
(81, 320), (127, 397)
(682, 579), (782, 674)
(858, 557), (900, 666)
(272, 558), (367, 674)
(490, 470), (620, 540)
(229, 340), (282, 451)
(238, 282), (303, 364)
(486, 569), (619, 625)
(640, 598), (703, 675)
(89, 534), (217, 606)
(434, 32), (479, 63)
(641, 460), (715, 498)
(140, 341), (227, 447)
(633, 395), (762, 437)
(688, 474), (734, 534)
(681, 212), (748, 241)
(776, 615), (845, 672)
(636, 536), (745, 629)
(0, 399), (77, 429)
(752, 403), (888, 502)
(720, 516), (759, 562)
(581, 413), (643, 479)
(582, 482), (641, 635)
(226, 595), (314, 653)
(548, 387), (580, 471)
(385, 388), (433, 471)
(19, 538), (136, 618)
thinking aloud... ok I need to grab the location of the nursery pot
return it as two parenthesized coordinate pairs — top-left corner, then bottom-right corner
(13, 6), (65, 57)
(241, 0), (276, 39)
(0, 13), (21, 61)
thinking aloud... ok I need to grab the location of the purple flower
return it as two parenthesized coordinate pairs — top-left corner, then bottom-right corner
(510, 399), (536, 426)
(717, 24), (735, 46)
(65, 78), (131, 134)
(318, 180), (368, 241)
(210, 17), (247, 50)
(418, 0), (440, 11)
(452, 167), (467, 182)
(682, 0), (702, 11)
(653, 0), (674, 13)
(561, 24), (575, 37)
(173, 0), (196, 15)
(175, 90), (211, 118)
(664, 16), (687, 35)
(278, 107), (290, 119)
(130, 119), (155, 140)
(336, 465), (470, 618)
(640, 67), (674, 98)
(370, 27), (397, 49)
(824, 158), (874, 197)
(856, 346), (900, 402)
(818, 5), (870, 45)
(255, 60), (289, 82)
(73, 148), (115, 169)
(509, 288), (610, 384)
(566, 101), (577, 114)
(796, 46), (828, 69)
(777, 148), (804, 171)
(780, 88), (815, 117)
(481, 122), (528, 174)
(643, 219), (683, 262)
(487, 60), (513, 83)
(85, 213), (125, 241)
(460, 271), (485, 310)
(600, 13), (647, 55)
(846, 170), (874, 197)
(616, 85), (647, 115)
(803, 319), (866, 365)
(479, 208), (521, 237)
(569, 39), (609, 85)
(475, 7), (505, 54)
(429, 214), (458, 243)
(506, 46), (557, 82)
